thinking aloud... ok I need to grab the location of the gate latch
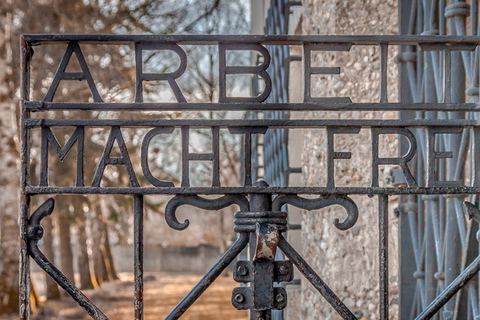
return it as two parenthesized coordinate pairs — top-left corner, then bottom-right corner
(231, 212), (293, 311)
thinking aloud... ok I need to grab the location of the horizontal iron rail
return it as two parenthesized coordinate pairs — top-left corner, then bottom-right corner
(25, 186), (480, 195)
(24, 118), (480, 128)
(21, 34), (480, 45)
(24, 101), (480, 112)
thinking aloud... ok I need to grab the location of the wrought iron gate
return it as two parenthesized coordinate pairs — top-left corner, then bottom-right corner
(398, 1), (480, 319)
(19, 33), (480, 320)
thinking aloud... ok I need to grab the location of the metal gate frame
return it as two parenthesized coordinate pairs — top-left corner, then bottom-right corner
(19, 34), (480, 320)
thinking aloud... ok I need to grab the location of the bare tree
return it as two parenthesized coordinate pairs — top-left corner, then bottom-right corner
(0, 0), (249, 315)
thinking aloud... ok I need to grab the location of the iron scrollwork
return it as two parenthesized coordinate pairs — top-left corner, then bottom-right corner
(164, 195), (249, 230)
(272, 194), (359, 230)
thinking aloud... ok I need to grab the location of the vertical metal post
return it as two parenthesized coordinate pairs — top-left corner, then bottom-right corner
(379, 195), (389, 319)
(445, 2), (466, 316)
(134, 195), (144, 320)
(398, 1), (417, 317)
(424, 196), (438, 306)
(19, 38), (31, 320)
(249, 180), (273, 320)
(19, 196), (30, 320)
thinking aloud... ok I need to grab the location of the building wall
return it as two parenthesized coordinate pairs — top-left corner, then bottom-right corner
(298, 1), (399, 319)
(250, 0), (401, 319)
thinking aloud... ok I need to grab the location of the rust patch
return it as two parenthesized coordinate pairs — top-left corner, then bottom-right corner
(254, 223), (279, 260)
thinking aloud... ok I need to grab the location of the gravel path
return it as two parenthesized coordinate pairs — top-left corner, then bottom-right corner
(26, 272), (247, 320)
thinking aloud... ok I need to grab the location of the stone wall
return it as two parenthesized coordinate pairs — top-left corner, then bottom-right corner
(296, 1), (400, 319)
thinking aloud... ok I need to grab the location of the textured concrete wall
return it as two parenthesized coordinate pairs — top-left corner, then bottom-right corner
(297, 1), (400, 319)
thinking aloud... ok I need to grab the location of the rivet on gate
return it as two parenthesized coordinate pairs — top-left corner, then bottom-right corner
(279, 265), (289, 275)
(276, 293), (285, 303)
(234, 293), (245, 303)
(237, 265), (248, 276)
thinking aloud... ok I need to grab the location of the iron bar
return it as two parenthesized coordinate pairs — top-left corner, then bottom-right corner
(24, 185), (480, 196)
(278, 236), (356, 319)
(379, 195), (389, 319)
(24, 118), (480, 128)
(133, 195), (144, 320)
(24, 101), (480, 112)
(19, 196), (30, 320)
(248, 180), (272, 320)
(19, 37), (31, 320)
(21, 34), (480, 45)
(262, 4), (296, 318)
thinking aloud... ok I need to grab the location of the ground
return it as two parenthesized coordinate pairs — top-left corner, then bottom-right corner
(1, 272), (246, 320)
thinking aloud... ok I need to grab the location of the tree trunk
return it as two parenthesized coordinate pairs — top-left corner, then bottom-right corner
(0, 214), (20, 314)
(92, 197), (119, 283)
(76, 198), (97, 290)
(102, 222), (119, 281)
(30, 282), (41, 311)
(57, 197), (75, 285)
(91, 203), (107, 286)
(96, 224), (114, 283)
(93, 245), (107, 287)
(42, 215), (61, 299)
(0, 12), (20, 315)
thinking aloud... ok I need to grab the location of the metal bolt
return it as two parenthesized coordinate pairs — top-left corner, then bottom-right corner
(434, 272), (445, 280)
(234, 293), (245, 303)
(279, 265), (289, 275)
(276, 293), (285, 303)
(236, 265), (248, 276)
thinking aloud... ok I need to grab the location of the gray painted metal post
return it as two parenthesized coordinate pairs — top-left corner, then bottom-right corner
(444, 4), (466, 316)
(398, 0), (417, 318)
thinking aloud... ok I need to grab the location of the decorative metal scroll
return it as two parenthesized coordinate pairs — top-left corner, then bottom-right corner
(19, 34), (480, 320)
